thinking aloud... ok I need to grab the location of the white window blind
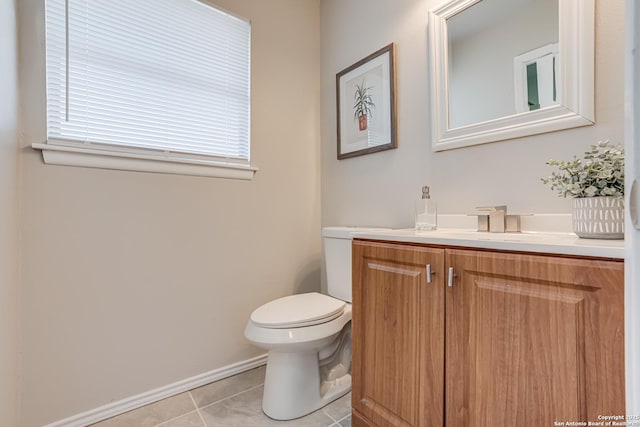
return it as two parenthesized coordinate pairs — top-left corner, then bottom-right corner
(44, 0), (251, 164)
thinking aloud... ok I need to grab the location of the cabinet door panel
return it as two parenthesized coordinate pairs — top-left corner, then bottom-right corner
(446, 250), (624, 426)
(352, 241), (444, 427)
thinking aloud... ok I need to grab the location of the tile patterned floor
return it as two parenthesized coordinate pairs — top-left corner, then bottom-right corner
(89, 366), (352, 427)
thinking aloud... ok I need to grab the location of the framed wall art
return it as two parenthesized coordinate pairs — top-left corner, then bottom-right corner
(336, 43), (397, 159)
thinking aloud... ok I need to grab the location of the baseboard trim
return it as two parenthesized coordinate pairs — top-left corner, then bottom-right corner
(43, 353), (268, 427)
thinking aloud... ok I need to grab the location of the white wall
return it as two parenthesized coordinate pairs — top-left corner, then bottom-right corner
(0, 0), (21, 426)
(18, 0), (321, 425)
(321, 0), (625, 228)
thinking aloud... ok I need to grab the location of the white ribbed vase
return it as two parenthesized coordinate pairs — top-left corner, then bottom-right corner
(572, 197), (624, 239)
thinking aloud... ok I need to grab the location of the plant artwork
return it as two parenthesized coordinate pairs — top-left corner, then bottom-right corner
(336, 43), (397, 159)
(353, 80), (375, 131)
(542, 140), (624, 199)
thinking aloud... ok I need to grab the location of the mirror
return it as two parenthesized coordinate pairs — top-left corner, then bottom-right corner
(447, 0), (559, 128)
(428, 0), (594, 151)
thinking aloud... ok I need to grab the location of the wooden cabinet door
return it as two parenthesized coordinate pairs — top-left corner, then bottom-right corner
(352, 241), (445, 427)
(446, 249), (625, 427)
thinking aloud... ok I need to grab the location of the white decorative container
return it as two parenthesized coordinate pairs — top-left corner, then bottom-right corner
(572, 197), (624, 239)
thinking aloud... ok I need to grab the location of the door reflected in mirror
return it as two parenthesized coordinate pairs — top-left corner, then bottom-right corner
(447, 0), (559, 129)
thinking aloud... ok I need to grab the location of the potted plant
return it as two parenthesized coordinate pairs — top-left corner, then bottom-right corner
(542, 140), (625, 239)
(353, 80), (375, 131)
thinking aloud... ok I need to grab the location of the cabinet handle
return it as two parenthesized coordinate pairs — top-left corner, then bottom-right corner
(426, 264), (435, 283)
(447, 267), (456, 287)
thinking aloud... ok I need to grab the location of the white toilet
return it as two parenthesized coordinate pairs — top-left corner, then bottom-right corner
(244, 226), (373, 420)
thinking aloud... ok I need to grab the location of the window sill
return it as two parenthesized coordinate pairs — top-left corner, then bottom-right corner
(31, 143), (258, 180)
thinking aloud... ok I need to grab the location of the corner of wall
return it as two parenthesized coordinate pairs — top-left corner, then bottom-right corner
(0, 0), (23, 424)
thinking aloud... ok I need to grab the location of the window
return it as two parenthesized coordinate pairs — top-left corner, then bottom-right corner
(36, 0), (255, 179)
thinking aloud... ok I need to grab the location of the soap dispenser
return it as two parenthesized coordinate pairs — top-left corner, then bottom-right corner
(415, 185), (437, 231)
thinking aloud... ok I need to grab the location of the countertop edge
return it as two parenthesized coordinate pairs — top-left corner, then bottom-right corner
(352, 229), (625, 260)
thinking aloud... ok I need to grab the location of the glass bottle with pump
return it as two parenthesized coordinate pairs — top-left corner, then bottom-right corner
(415, 185), (437, 231)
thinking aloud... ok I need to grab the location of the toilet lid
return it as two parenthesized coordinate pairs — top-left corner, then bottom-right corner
(250, 292), (346, 329)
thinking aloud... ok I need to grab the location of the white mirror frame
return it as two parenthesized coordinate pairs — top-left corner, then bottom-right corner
(428, 0), (594, 151)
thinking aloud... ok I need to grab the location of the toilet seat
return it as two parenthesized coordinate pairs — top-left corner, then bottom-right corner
(250, 292), (345, 329)
(245, 304), (351, 351)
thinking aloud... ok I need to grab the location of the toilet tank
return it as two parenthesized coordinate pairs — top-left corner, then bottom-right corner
(322, 227), (387, 303)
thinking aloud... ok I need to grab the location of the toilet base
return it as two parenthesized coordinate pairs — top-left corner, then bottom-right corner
(262, 350), (351, 420)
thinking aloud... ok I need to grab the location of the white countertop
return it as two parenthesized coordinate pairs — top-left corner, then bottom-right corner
(352, 228), (624, 259)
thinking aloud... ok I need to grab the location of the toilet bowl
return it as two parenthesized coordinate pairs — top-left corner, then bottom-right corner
(244, 227), (381, 421)
(244, 293), (352, 420)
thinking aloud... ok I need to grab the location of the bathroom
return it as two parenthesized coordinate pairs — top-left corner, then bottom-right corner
(0, 0), (638, 426)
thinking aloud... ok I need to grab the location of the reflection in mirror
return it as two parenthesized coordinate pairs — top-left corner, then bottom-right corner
(513, 42), (559, 113)
(428, 0), (594, 151)
(447, 0), (559, 129)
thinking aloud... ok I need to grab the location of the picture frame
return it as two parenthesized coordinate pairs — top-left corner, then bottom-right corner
(336, 43), (397, 160)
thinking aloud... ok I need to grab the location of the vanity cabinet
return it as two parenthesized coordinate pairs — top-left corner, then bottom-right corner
(351, 240), (625, 427)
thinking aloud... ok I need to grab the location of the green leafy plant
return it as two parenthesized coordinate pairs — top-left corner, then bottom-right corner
(542, 140), (624, 199)
(353, 80), (375, 121)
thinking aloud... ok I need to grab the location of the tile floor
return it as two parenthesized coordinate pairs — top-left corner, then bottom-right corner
(89, 366), (352, 427)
